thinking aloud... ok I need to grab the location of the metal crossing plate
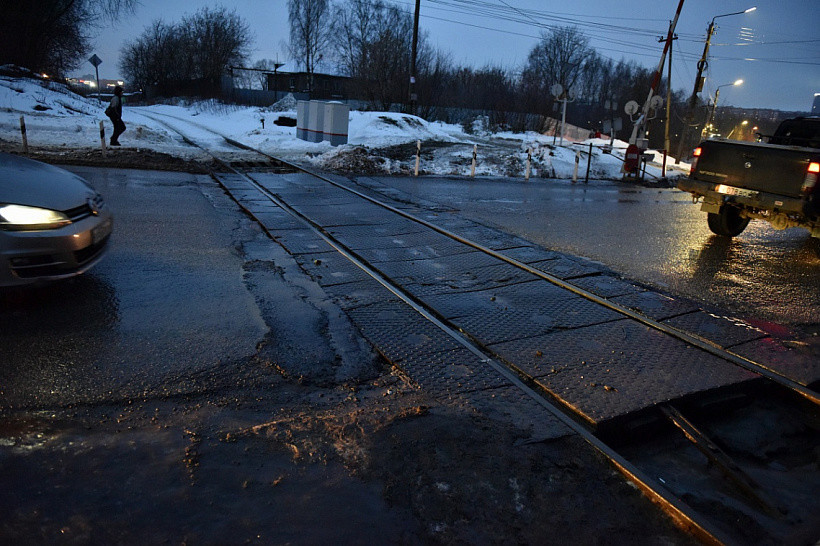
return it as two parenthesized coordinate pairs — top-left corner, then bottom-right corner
(571, 275), (645, 299)
(420, 279), (565, 319)
(664, 311), (769, 348)
(250, 173), (300, 192)
(326, 223), (427, 240)
(227, 188), (270, 202)
(345, 301), (465, 363)
(322, 279), (405, 311)
(447, 294), (622, 345)
(252, 210), (307, 232)
(610, 291), (701, 321)
(265, 172), (329, 189)
(331, 229), (456, 253)
(369, 251), (506, 284)
(435, 223), (532, 250)
(361, 235), (473, 259)
(359, 243), (468, 263)
(403, 263), (538, 297)
(394, 347), (513, 396)
(240, 201), (282, 215)
(274, 229), (335, 255)
(291, 202), (393, 227)
(294, 251), (374, 287)
(528, 257), (604, 279)
(731, 337), (820, 386)
(489, 320), (758, 426)
(499, 246), (562, 264)
(215, 173), (256, 191)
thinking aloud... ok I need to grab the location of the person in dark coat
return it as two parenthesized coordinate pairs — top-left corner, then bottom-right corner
(106, 85), (126, 146)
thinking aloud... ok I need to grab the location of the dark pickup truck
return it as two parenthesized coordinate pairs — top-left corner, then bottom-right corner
(677, 117), (820, 242)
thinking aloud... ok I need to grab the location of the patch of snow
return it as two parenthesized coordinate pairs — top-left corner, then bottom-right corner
(0, 74), (689, 182)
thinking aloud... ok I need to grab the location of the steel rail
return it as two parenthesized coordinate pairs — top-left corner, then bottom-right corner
(151, 110), (818, 406)
(136, 109), (731, 545)
(137, 109), (819, 406)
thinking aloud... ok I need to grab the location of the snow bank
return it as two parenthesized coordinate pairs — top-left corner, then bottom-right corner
(0, 74), (688, 181)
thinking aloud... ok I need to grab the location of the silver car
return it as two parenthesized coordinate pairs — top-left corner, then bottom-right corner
(0, 152), (113, 286)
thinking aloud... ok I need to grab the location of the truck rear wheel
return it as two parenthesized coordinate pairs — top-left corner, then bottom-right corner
(707, 206), (750, 237)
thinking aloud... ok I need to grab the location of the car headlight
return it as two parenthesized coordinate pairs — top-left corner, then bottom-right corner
(0, 204), (71, 230)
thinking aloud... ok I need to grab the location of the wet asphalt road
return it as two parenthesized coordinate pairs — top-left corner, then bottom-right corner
(0, 167), (403, 543)
(0, 167), (269, 409)
(359, 176), (820, 330)
(1, 166), (817, 543)
(3, 169), (816, 409)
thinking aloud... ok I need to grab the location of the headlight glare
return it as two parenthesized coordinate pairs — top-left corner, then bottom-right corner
(0, 204), (71, 230)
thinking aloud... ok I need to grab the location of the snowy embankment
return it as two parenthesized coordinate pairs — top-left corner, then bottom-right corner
(0, 73), (689, 181)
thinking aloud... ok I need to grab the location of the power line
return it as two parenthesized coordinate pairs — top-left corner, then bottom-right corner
(366, 1), (820, 71)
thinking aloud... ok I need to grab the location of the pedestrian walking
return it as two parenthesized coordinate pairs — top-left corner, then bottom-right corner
(105, 85), (126, 146)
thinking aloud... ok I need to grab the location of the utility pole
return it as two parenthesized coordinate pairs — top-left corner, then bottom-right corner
(409, 0), (420, 115)
(675, 20), (716, 162)
(675, 7), (756, 162)
(628, 0), (685, 147)
(658, 25), (678, 156)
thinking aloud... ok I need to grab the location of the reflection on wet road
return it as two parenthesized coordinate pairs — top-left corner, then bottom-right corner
(363, 176), (819, 329)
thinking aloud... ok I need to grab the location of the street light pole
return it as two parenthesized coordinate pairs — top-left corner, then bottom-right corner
(702, 79), (743, 138)
(675, 7), (756, 161)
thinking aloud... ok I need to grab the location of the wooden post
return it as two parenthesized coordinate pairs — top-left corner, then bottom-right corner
(573, 149), (580, 182)
(414, 140), (420, 176)
(19, 116), (28, 153)
(470, 144), (477, 177)
(99, 120), (107, 157)
(585, 142), (593, 183)
(525, 148), (532, 180)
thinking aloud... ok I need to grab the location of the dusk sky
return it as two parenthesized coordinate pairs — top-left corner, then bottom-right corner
(83, 0), (819, 112)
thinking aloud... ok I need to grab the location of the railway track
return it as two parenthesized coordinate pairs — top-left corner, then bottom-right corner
(135, 109), (820, 545)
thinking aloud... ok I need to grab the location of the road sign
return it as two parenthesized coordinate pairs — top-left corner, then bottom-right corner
(88, 54), (102, 103)
(550, 84), (563, 98)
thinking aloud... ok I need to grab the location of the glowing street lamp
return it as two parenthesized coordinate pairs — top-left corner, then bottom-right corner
(677, 7), (756, 156)
(703, 79), (744, 138)
(728, 120), (750, 140)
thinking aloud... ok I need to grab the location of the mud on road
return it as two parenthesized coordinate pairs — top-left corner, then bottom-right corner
(0, 357), (693, 544)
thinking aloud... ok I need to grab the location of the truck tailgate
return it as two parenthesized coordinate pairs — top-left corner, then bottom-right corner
(692, 140), (815, 197)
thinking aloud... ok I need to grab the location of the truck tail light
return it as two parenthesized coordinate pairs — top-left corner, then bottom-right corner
(803, 161), (820, 194)
(690, 147), (702, 173)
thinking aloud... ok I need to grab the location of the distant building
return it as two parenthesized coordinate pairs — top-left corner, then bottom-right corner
(813, 93), (820, 116)
(266, 71), (349, 101)
(67, 76), (125, 94)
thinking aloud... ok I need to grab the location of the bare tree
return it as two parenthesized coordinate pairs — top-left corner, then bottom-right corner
(332, 0), (434, 110)
(119, 20), (184, 93)
(288, 0), (332, 88)
(0, 0), (136, 76)
(120, 7), (251, 96)
(332, 0), (381, 77)
(182, 7), (252, 87)
(522, 26), (594, 100)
